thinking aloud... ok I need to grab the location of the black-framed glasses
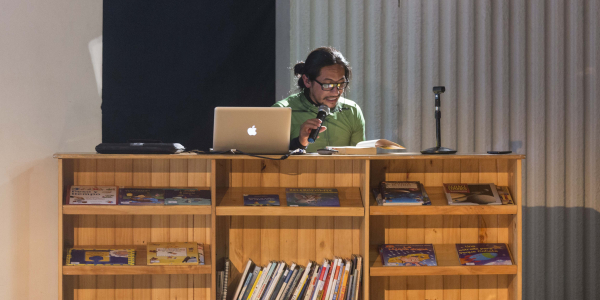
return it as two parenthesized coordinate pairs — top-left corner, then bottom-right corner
(313, 79), (349, 91)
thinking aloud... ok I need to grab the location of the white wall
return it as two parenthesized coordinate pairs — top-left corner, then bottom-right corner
(0, 0), (102, 299)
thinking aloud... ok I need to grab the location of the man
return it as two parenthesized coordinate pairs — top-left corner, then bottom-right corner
(273, 47), (366, 152)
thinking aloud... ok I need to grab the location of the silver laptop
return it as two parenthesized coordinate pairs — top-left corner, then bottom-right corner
(212, 107), (292, 154)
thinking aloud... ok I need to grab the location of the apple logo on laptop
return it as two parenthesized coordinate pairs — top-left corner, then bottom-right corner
(247, 125), (257, 136)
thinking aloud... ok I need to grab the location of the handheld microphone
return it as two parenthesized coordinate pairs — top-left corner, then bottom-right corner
(308, 105), (330, 143)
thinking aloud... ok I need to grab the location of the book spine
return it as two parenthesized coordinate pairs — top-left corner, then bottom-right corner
(279, 268), (299, 300)
(234, 259), (254, 300)
(269, 269), (289, 300)
(238, 273), (255, 300)
(257, 262), (279, 300)
(320, 260), (336, 300)
(247, 270), (263, 300)
(275, 264), (296, 300)
(223, 259), (231, 300)
(331, 261), (344, 300)
(303, 265), (320, 300)
(346, 275), (354, 300)
(312, 263), (329, 300)
(285, 267), (304, 300)
(263, 262), (285, 300)
(251, 262), (272, 300)
(337, 261), (351, 300)
(291, 262), (312, 300)
(353, 257), (361, 300)
(323, 259), (338, 300)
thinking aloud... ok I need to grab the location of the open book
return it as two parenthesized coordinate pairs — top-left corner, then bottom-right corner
(326, 139), (405, 155)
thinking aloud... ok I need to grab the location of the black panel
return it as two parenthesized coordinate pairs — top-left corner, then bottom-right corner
(103, 1), (275, 151)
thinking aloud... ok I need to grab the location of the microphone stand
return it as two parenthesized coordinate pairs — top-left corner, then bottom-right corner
(421, 86), (457, 154)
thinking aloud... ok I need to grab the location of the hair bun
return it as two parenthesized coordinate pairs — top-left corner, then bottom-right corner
(293, 62), (306, 76)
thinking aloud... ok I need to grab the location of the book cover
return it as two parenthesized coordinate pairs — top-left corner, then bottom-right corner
(379, 181), (424, 205)
(496, 186), (515, 205)
(443, 183), (502, 205)
(456, 243), (513, 266)
(164, 188), (211, 205)
(242, 266), (262, 300)
(285, 188), (340, 207)
(119, 188), (165, 205)
(243, 194), (281, 206)
(197, 244), (205, 265)
(379, 244), (437, 266)
(67, 186), (118, 205)
(147, 242), (199, 265)
(66, 248), (134, 265)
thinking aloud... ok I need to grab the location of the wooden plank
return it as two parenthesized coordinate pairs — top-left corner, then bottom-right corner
(460, 159), (480, 300)
(260, 160), (280, 187)
(315, 160), (334, 263)
(334, 217), (353, 258)
(243, 160), (262, 187)
(278, 159), (301, 265)
(150, 159), (170, 300)
(243, 216), (261, 268)
(131, 159), (153, 300)
(169, 159), (189, 300)
(334, 160), (354, 187)
(96, 159), (116, 300)
(261, 216), (280, 265)
(75, 159), (97, 300)
(189, 159), (211, 300)
(388, 215), (407, 300)
(114, 158), (134, 300)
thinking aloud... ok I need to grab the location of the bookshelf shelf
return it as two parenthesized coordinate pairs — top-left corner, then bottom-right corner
(215, 187), (364, 216)
(62, 205), (212, 215)
(62, 245), (211, 275)
(369, 186), (518, 215)
(369, 244), (517, 276)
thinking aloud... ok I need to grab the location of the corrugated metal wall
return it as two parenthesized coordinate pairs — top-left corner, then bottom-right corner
(290, 1), (600, 299)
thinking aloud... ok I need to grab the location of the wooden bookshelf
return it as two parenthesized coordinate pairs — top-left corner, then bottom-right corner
(55, 153), (523, 300)
(62, 245), (211, 275)
(369, 186), (518, 215)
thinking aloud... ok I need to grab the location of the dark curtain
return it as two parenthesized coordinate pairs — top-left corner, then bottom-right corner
(102, 1), (275, 151)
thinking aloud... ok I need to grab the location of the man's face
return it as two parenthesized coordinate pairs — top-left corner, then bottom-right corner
(303, 64), (347, 109)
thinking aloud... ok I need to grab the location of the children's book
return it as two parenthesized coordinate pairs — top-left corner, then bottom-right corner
(164, 189), (211, 205)
(379, 244), (437, 266)
(379, 181), (424, 205)
(443, 183), (502, 205)
(285, 188), (340, 207)
(244, 194), (281, 206)
(67, 186), (118, 205)
(147, 242), (199, 265)
(496, 186), (515, 205)
(373, 183), (431, 206)
(66, 248), (135, 265)
(119, 188), (165, 205)
(456, 243), (513, 266)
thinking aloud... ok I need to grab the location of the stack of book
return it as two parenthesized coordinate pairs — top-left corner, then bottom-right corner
(228, 255), (363, 300)
(373, 181), (431, 206)
(378, 243), (513, 267)
(66, 186), (211, 206)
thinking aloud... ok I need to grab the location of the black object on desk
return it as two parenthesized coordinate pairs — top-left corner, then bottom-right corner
(421, 86), (457, 154)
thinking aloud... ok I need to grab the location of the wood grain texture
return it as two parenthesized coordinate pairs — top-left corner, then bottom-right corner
(59, 156), (522, 300)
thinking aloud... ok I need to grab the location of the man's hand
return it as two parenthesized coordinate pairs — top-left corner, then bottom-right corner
(298, 118), (327, 146)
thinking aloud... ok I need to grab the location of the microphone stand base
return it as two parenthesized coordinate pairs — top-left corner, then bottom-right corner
(420, 147), (457, 154)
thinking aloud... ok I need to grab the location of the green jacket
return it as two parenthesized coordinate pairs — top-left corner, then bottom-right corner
(272, 92), (366, 152)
